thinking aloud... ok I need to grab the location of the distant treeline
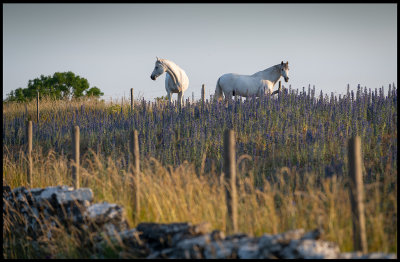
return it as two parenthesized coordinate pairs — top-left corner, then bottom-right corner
(5, 71), (104, 102)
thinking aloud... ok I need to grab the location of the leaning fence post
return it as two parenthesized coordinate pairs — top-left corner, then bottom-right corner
(72, 126), (80, 189)
(36, 91), (40, 124)
(130, 129), (140, 221)
(130, 88), (134, 112)
(201, 84), (205, 103)
(348, 136), (368, 253)
(224, 129), (238, 233)
(121, 96), (124, 114)
(26, 121), (33, 187)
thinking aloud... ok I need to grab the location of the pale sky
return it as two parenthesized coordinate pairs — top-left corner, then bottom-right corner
(3, 4), (397, 101)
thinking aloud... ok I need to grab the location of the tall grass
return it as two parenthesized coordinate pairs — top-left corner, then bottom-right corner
(3, 148), (396, 255)
(3, 85), (397, 182)
(3, 84), (397, 256)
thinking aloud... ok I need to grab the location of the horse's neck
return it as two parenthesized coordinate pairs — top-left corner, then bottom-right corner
(252, 65), (281, 85)
(162, 60), (181, 86)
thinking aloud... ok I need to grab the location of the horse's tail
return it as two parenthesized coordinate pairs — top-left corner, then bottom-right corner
(215, 77), (223, 101)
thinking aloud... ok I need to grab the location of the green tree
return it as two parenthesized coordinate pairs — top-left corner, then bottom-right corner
(85, 86), (104, 97)
(5, 71), (104, 102)
(7, 88), (26, 102)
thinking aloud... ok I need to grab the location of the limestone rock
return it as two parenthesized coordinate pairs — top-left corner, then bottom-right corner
(4, 186), (397, 259)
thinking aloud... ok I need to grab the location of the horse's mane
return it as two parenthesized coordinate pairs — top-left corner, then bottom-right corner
(158, 58), (178, 69)
(252, 64), (280, 76)
(157, 58), (186, 88)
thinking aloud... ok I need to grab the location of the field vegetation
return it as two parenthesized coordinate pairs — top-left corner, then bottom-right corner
(3, 84), (397, 257)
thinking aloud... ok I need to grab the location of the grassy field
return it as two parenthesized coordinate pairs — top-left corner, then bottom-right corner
(3, 85), (397, 257)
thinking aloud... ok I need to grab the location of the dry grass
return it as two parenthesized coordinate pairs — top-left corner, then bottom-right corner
(3, 147), (397, 257)
(3, 95), (397, 257)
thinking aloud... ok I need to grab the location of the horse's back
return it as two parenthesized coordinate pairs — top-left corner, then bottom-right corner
(219, 73), (261, 92)
(219, 73), (243, 86)
(219, 73), (241, 81)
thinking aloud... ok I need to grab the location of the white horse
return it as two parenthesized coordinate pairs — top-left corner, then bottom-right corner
(150, 57), (189, 105)
(215, 61), (289, 101)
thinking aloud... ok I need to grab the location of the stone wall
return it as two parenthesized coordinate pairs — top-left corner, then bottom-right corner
(3, 185), (396, 259)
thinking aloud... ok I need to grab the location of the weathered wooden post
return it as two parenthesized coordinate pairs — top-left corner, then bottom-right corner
(36, 91), (40, 123)
(72, 126), (80, 189)
(201, 84), (205, 104)
(121, 96), (124, 114)
(348, 136), (368, 253)
(130, 88), (134, 112)
(224, 129), (238, 233)
(130, 129), (140, 220)
(26, 121), (33, 187)
(97, 143), (101, 156)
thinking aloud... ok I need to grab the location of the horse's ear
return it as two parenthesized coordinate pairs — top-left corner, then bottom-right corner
(281, 61), (283, 65)
(286, 61), (289, 65)
(156, 56), (159, 61)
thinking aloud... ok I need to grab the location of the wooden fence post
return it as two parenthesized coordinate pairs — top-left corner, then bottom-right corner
(348, 136), (368, 253)
(26, 121), (33, 187)
(131, 129), (140, 220)
(37, 91), (40, 123)
(72, 126), (80, 189)
(121, 96), (124, 114)
(130, 88), (134, 112)
(224, 129), (238, 233)
(202, 84), (205, 103)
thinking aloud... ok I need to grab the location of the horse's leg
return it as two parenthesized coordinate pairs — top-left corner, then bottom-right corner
(178, 92), (183, 107)
(165, 74), (173, 103)
(222, 91), (228, 104)
(223, 91), (231, 107)
(167, 91), (172, 103)
(258, 87), (264, 99)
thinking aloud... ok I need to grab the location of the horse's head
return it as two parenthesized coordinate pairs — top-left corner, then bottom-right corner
(280, 61), (289, 82)
(150, 57), (166, 80)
